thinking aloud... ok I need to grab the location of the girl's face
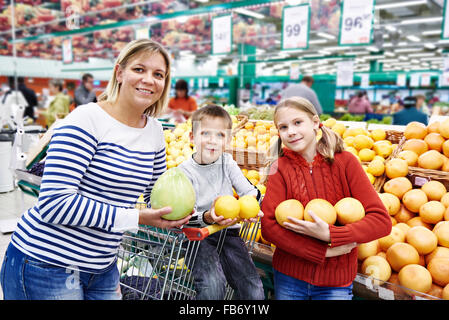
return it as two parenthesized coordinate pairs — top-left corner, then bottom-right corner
(275, 106), (320, 159)
(115, 51), (167, 112)
(176, 89), (186, 98)
(191, 116), (231, 164)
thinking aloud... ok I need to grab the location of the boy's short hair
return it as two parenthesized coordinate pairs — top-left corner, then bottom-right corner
(191, 104), (233, 133)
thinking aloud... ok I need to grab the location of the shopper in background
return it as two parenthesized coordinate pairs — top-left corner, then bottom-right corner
(167, 79), (198, 121)
(178, 104), (265, 300)
(260, 97), (392, 300)
(37, 79), (71, 128)
(74, 73), (97, 107)
(347, 90), (373, 114)
(280, 75), (323, 115)
(0, 39), (191, 300)
(393, 96), (428, 126)
(16, 77), (38, 122)
(415, 94), (430, 116)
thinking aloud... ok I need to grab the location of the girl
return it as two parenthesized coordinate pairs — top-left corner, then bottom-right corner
(260, 97), (392, 300)
(0, 39), (191, 300)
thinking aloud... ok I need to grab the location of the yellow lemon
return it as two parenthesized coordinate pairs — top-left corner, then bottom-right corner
(246, 170), (260, 181)
(370, 129), (387, 141)
(331, 123), (346, 136)
(344, 136), (355, 147)
(358, 148), (376, 162)
(215, 195), (240, 219)
(238, 195), (260, 219)
(256, 184), (266, 195)
(353, 134), (374, 150)
(366, 172), (375, 184)
(367, 159), (385, 176)
(323, 117), (337, 128)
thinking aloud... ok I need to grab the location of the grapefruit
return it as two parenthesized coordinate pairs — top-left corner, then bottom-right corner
(402, 139), (428, 156)
(334, 197), (365, 225)
(406, 226), (438, 255)
(398, 264), (433, 294)
(361, 255), (392, 285)
(214, 195), (241, 219)
(402, 189), (428, 213)
(385, 158), (409, 179)
(418, 150), (444, 170)
(421, 180), (447, 201)
(419, 201), (445, 224)
(383, 177), (413, 199)
(443, 140), (449, 158)
(439, 118), (449, 139)
(433, 221), (449, 247)
(274, 199), (304, 227)
(407, 216), (433, 230)
(386, 242), (420, 272)
(441, 192), (449, 207)
(397, 150), (419, 166)
(378, 226), (406, 251)
(425, 246), (449, 265)
(238, 195), (260, 219)
(427, 258), (449, 287)
(357, 240), (380, 261)
(379, 193), (401, 216)
(424, 132), (445, 152)
(304, 199), (337, 225)
(443, 284), (449, 300)
(404, 122), (427, 140)
(395, 222), (411, 235)
(394, 206), (415, 223)
(427, 121), (440, 134)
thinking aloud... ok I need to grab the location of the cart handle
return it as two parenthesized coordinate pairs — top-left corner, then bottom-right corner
(182, 224), (230, 241)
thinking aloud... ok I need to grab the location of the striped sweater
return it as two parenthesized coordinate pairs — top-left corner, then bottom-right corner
(11, 103), (166, 273)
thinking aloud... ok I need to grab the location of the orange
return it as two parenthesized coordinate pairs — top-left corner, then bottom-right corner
(397, 150), (419, 166)
(418, 150), (444, 170)
(427, 258), (449, 287)
(334, 197), (365, 225)
(433, 221), (449, 247)
(361, 255), (392, 285)
(407, 216), (433, 230)
(386, 242), (420, 272)
(419, 201), (445, 224)
(424, 132), (445, 152)
(214, 195), (241, 219)
(398, 264), (433, 294)
(421, 180), (447, 201)
(385, 158), (409, 179)
(427, 121), (440, 134)
(395, 222), (411, 235)
(382, 177), (413, 199)
(402, 189), (428, 213)
(394, 206), (415, 223)
(357, 240), (379, 261)
(238, 195), (260, 219)
(404, 122), (428, 140)
(275, 199), (304, 227)
(402, 139), (428, 156)
(378, 226), (406, 252)
(406, 226), (438, 255)
(304, 199), (337, 225)
(378, 193), (401, 216)
(442, 140), (449, 158)
(425, 246), (449, 265)
(442, 283), (449, 302)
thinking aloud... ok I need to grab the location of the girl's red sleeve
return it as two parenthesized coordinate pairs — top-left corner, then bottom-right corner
(261, 161), (328, 265)
(329, 152), (392, 247)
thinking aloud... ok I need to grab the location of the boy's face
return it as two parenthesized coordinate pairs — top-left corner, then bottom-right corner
(190, 116), (231, 164)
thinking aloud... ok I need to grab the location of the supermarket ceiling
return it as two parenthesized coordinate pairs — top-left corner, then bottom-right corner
(0, 0), (448, 75)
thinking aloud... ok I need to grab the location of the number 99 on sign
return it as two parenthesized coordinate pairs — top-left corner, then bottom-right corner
(344, 16), (363, 31)
(285, 23), (301, 37)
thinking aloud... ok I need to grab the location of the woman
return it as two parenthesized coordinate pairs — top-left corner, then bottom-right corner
(39, 79), (70, 127)
(167, 79), (198, 121)
(0, 39), (191, 300)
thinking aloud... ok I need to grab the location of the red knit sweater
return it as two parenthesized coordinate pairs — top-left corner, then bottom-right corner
(261, 149), (392, 287)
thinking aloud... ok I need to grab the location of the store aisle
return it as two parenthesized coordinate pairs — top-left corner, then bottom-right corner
(0, 188), (38, 300)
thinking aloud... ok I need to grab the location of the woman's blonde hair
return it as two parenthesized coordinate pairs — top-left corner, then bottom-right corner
(273, 96), (344, 163)
(98, 39), (171, 117)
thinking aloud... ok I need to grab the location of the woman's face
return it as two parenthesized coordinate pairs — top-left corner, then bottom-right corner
(176, 89), (186, 98)
(49, 83), (57, 95)
(115, 51), (167, 112)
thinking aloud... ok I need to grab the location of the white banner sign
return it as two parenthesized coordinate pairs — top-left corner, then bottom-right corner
(421, 73), (431, 87)
(360, 73), (369, 88)
(290, 63), (300, 80)
(62, 38), (73, 64)
(410, 73), (420, 87)
(282, 4), (310, 50)
(339, 0), (375, 45)
(212, 15), (232, 55)
(397, 74), (406, 87)
(441, 56), (449, 86)
(336, 60), (354, 87)
(443, 0), (449, 39)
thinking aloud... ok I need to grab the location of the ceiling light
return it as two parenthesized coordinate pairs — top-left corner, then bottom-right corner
(422, 29), (441, 36)
(408, 53), (436, 57)
(424, 43), (436, 49)
(317, 32), (336, 40)
(385, 25), (397, 32)
(400, 17), (442, 25)
(309, 39), (328, 44)
(394, 47), (422, 53)
(234, 8), (265, 19)
(375, 0), (427, 10)
(406, 35), (421, 42)
(366, 46), (380, 52)
(384, 51), (395, 57)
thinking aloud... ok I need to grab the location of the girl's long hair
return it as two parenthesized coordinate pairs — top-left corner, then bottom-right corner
(98, 39), (171, 117)
(273, 97), (344, 163)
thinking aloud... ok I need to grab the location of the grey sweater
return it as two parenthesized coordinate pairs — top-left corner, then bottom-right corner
(178, 152), (261, 229)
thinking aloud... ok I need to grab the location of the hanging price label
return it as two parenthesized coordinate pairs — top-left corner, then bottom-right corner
(212, 15), (232, 55)
(339, 0), (374, 45)
(282, 4), (310, 50)
(62, 38), (73, 64)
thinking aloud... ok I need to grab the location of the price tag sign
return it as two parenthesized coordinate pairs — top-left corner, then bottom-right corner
(212, 15), (232, 55)
(397, 74), (407, 87)
(281, 4), (310, 50)
(135, 26), (150, 40)
(339, 0), (375, 45)
(62, 38), (73, 64)
(442, 0), (449, 39)
(336, 60), (354, 87)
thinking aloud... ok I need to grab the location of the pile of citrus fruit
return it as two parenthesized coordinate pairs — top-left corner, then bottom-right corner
(360, 171), (449, 299)
(231, 120), (279, 153)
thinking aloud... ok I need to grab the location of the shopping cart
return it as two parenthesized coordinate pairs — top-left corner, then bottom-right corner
(117, 198), (262, 300)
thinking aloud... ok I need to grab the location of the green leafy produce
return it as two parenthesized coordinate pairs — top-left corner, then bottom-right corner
(382, 116), (392, 124)
(150, 167), (196, 220)
(319, 114), (332, 121)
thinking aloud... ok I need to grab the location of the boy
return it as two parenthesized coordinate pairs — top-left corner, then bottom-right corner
(178, 104), (265, 300)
